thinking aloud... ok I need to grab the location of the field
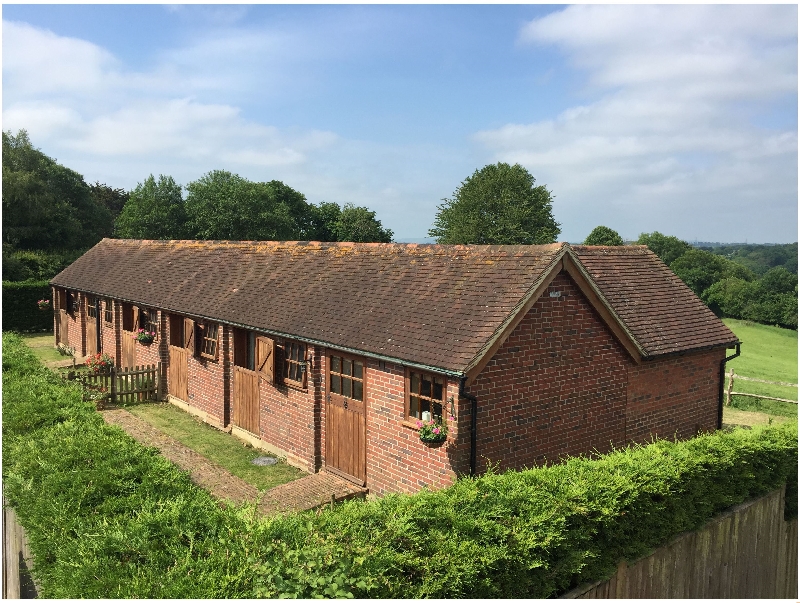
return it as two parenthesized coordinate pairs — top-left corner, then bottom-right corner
(20, 331), (67, 364)
(722, 319), (797, 420)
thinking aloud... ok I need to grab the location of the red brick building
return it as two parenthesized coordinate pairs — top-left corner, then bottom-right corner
(51, 240), (739, 495)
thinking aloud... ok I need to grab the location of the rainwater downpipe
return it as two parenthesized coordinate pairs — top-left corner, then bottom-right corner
(718, 342), (741, 429)
(459, 376), (478, 476)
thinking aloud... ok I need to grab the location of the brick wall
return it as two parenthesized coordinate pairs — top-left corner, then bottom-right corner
(360, 360), (464, 496)
(626, 348), (724, 442)
(469, 272), (630, 473)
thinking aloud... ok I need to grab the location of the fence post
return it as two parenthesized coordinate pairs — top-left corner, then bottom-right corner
(726, 369), (735, 406)
(111, 366), (117, 405)
(156, 362), (161, 400)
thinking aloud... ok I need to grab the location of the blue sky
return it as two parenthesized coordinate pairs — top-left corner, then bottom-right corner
(3, 4), (797, 243)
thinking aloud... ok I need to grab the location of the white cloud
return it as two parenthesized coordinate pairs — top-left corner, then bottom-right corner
(479, 5), (798, 242)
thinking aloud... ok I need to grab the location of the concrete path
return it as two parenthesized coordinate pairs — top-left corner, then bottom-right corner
(100, 408), (366, 514)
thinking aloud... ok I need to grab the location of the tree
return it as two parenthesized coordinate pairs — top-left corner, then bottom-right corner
(334, 203), (393, 243)
(2, 130), (112, 250)
(636, 231), (692, 266)
(304, 202), (342, 242)
(584, 226), (624, 246)
(428, 163), (560, 245)
(115, 175), (186, 240)
(90, 182), (129, 221)
(183, 171), (310, 241)
(670, 249), (755, 298)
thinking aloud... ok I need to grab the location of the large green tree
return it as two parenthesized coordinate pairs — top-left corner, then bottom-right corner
(2, 130), (113, 250)
(115, 175), (186, 240)
(636, 231), (692, 266)
(429, 163), (560, 245)
(334, 203), (393, 243)
(670, 249), (755, 298)
(584, 225), (624, 246)
(183, 171), (309, 241)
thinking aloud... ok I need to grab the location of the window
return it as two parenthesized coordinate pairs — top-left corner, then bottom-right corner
(66, 290), (79, 315)
(140, 308), (158, 336)
(407, 370), (445, 422)
(198, 322), (219, 360)
(330, 354), (363, 400)
(283, 341), (307, 387)
(234, 328), (256, 371)
(103, 299), (113, 324)
(121, 303), (135, 331)
(169, 314), (184, 347)
(86, 296), (97, 319)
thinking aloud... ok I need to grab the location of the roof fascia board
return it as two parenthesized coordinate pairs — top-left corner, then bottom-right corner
(49, 284), (465, 379)
(560, 250), (644, 363)
(463, 253), (567, 386)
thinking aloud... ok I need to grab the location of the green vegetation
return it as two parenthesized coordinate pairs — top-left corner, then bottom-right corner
(583, 225), (623, 246)
(704, 242), (797, 276)
(429, 162), (560, 245)
(20, 332), (64, 364)
(126, 402), (303, 491)
(2, 280), (53, 332)
(3, 332), (796, 598)
(723, 318), (798, 417)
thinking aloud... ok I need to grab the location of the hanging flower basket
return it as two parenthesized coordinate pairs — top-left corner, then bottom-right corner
(417, 416), (452, 444)
(37, 299), (51, 311)
(134, 329), (156, 344)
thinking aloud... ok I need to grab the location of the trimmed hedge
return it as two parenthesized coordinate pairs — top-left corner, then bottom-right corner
(3, 332), (797, 598)
(2, 280), (52, 332)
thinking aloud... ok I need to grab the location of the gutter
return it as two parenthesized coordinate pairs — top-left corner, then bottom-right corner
(459, 376), (479, 477)
(718, 342), (741, 429)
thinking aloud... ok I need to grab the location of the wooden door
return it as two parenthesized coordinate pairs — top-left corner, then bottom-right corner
(326, 353), (367, 485)
(86, 314), (98, 356)
(233, 366), (259, 434)
(121, 333), (136, 369)
(168, 345), (188, 401)
(57, 310), (69, 346)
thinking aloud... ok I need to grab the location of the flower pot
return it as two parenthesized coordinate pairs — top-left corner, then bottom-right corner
(420, 434), (447, 445)
(137, 336), (154, 345)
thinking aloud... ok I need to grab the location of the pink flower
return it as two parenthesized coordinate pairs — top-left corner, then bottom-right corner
(448, 415), (455, 421)
(416, 421), (422, 428)
(433, 427), (440, 435)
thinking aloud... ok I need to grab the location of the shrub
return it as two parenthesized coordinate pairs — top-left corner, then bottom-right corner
(3, 332), (797, 598)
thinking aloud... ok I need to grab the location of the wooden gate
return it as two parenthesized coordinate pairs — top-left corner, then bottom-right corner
(57, 310), (69, 346)
(168, 345), (188, 401)
(121, 333), (136, 369)
(233, 366), (259, 435)
(326, 353), (367, 485)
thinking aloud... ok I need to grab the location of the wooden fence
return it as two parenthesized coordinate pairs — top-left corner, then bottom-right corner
(562, 487), (797, 599)
(3, 498), (39, 599)
(62, 363), (162, 406)
(726, 369), (798, 405)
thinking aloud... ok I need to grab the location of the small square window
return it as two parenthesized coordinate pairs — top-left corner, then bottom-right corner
(284, 341), (307, 387)
(103, 299), (113, 324)
(86, 296), (97, 319)
(407, 370), (446, 422)
(199, 322), (219, 360)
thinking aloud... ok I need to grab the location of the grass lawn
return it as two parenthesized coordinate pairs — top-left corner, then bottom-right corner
(126, 401), (304, 491)
(722, 318), (797, 419)
(19, 331), (66, 364)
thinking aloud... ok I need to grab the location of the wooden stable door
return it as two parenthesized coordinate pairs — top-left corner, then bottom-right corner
(57, 310), (69, 346)
(326, 353), (367, 485)
(233, 366), (259, 435)
(168, 345), (188, 401)
(86, 313), (98, 356)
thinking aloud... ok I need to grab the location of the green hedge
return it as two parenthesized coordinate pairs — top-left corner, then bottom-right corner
(2, 280), (52, 332)
(3, 332), (797, 598)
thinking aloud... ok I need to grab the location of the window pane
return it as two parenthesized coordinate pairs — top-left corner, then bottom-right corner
(433, 380), (444, 401)
(353, 361), (363, 379)
(410, 396), (419, 419)
(433, 402), (443, 421)
(343, 358), (352, 376)
(331, 356), (341, 373)
(411, 372), (420, 395)
(330, 374), (340, 394)
(299, 345), (306, 363)
(421, 398), (431, 416)
(353, 380), (363, 401)
(420, 375), (432, 398)
(342, 376), (352, 398)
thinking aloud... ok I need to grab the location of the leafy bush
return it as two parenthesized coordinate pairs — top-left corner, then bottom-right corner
(3, 332), (797, 598)
(2, 280), (53, 332)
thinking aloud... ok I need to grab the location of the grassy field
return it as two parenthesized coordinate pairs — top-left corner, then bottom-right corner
(20, 331), (67, 364)
(126, 402), (303, 491)
(722, 319), (797, 419)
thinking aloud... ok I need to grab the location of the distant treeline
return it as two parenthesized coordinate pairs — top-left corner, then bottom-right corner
(2, 130), (392, 282)
(636, 233), (797, 329)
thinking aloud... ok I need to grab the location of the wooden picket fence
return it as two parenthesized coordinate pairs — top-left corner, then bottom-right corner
(62, 363), (161, 406)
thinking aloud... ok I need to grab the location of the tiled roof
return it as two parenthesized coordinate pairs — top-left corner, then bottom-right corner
(571, 245), (738, 356)
(51, 239), (562, 373)
(51, 239), (737, 373)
